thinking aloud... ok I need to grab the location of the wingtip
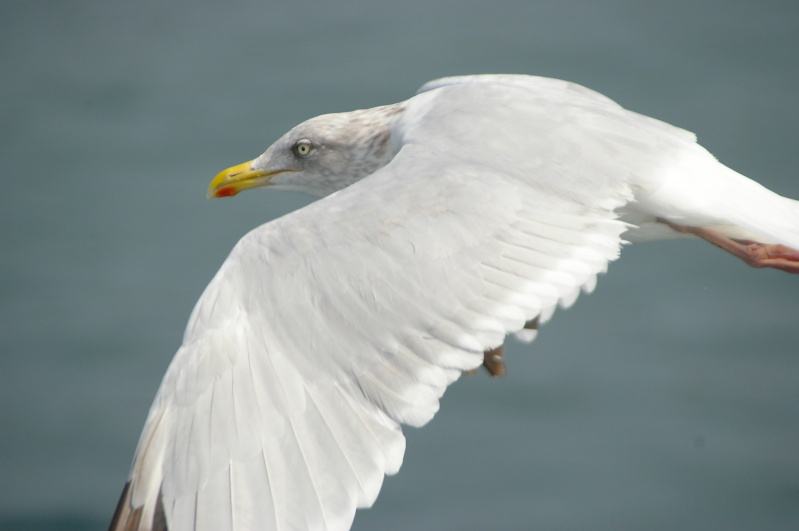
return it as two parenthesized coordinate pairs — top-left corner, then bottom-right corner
(108, 481), (168, 531)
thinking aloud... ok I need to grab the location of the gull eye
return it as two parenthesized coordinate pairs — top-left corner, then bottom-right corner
(293, 139), (313, 157)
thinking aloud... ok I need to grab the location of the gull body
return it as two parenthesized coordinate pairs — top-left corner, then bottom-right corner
(111, 75), (799, 531)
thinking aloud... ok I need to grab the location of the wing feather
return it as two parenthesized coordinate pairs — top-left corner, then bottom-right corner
(112, 80), (635, 531)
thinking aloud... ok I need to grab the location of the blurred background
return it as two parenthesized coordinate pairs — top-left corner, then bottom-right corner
(1, 1), (798, 529)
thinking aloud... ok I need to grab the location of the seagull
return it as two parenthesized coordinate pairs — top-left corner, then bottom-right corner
(110, 74), (799, 531)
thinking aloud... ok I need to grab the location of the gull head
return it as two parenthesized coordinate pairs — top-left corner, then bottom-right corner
(208, 104), (404, 199)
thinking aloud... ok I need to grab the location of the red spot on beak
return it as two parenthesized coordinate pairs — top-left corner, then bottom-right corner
(215, 186), (238, 198)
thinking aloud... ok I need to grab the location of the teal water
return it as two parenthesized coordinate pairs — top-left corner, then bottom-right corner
(2, 1), (798, 529)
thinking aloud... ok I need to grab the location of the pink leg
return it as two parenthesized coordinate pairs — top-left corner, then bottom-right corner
(658, 218), (799, 274)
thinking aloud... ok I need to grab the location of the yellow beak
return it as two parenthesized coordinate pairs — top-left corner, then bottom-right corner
(207, 160), (290, 199)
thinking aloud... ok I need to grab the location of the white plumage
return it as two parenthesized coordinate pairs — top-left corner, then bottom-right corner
(110, 75), (799, 531)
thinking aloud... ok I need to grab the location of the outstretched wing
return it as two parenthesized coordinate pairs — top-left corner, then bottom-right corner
(112, 81), (634, 531)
